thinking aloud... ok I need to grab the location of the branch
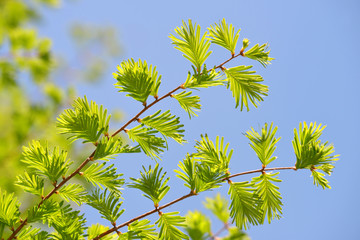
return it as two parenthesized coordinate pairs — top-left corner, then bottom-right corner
(94, 166), (297, 239)
(8, 53), (243, 239)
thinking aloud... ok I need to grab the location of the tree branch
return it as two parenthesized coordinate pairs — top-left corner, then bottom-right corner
(8, 52), (243, 239)
(93, 166), (297, 239)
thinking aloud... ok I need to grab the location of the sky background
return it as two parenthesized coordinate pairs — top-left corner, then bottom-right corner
(36, 0), (359, 239)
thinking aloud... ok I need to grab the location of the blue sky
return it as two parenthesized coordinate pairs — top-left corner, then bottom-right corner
(38, 0), (359, 239)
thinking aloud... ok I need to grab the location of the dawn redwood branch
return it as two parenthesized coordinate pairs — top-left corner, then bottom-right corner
(93, 166), (297, 239)
(8, 53), (243, 240)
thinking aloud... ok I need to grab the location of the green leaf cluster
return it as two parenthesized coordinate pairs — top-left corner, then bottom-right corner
(129, 164), (170, 206)
(293, 122), (338, 189)
(172, 91), (201, 119)
(244, 43), (274, 67)
(228, 181), (263, 229)
(141, 110), (185, 144)
(169, 20), (211, 71)
(252, 172), (283, 223)
(83, 162), (125, 191)
(93, 137), (140, 161)
(87, 189), (125, 223)
(208, 19), (240, 55)
(245, 122), (280, 166)
(225, 65), (268, 111)
(119, 220), (158, 240)
(21, 140), (71, 183)
(156, 212), (188, 240)
(127, 125), (166, 160)
(114, 58), (161, 103)
(184, 66), (225, 89)
(0, 189), (20, 228)
(175, 136), (232, 193)
(57, 96), (111, 144)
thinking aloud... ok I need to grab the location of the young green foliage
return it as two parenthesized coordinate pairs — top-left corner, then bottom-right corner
(114, 58), (161, 103)
(82, 162), (125, 191)
(27, 199), (60, 224)
(171, 91), (201, 119)
(228, 181), (263, 229)
(245, 122), (280, 166)
(224, 65), (268, 111)
(184, 67), (225, 89)
(0, 189), (20, 228)
(292, 122), (338, 182)
(15, 226), (41, 240)
(87, 224), (118, 240)
(204, 193), (230, 223)
(87, 189), (125, 223)
(57, 183), (87, 206)
(208, 18), (240, 55)
(127, 125), (166, 160)
(244, 43), (274, 67)
(169, 20), (211, 71)
(193, 135), (233, 173)
(21, 141), (71, 183)
(119, 219), (158, 240)
(57, 96), (110, 143)
(128, 164), (170, 206)
(93, 137), (141, 161)
(141, 110), (185, 144)
(252, 172), (283, 223)
(311, 170), (331, 189)
(185, 211), (211, 240)
(49, 204), (86, 239)
(222, 228), (250, 240)
(156, 212), (189, 240)
(15, 172), (44, 197)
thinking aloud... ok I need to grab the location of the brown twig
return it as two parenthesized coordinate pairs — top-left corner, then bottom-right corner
(94, 166), (297, 239)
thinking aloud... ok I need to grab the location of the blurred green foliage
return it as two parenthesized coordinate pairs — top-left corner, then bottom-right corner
(0, 0), (122, 192)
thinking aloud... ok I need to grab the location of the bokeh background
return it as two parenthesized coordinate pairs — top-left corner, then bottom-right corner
(5, 0), (360, 239)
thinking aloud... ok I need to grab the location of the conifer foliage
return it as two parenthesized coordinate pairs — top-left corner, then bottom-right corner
(0, 19), (338, 240)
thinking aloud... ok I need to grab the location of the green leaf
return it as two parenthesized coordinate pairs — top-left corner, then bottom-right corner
(83, 162), (125, 191)
(15, 172), (44, 196)
(203, 193), (230, 223)
(93, 137), (140, 161)
(169, 19), (211, 71)
(16, 226), (41, 240)
(0, 188), (20, 227)
(245, 122), (280, 166)
(87, 224), (118, 240)
(193, 135), (233, 172)
(224, 65), (268, 111)
(208, 18), (240, 54)
(184, 66), (225, 89)
(129, 164), (170, 206)
(57, 96), (110, 143)
(185, 211), (211, 240)
(123, 219), (158, 240)
(175, 154), (224, 193)
(50, 204), (86, 239)
(293, 122), (339, 169)
(87, 189), (125, 223)
(252, 172), (283, 223)
(228, 181), (263, 229)
(114, 58), (161, 103)
(311, 170), (331, 189)
(141, 110), (185, 144)
(244, 43), (274, 67)
(127, 125), (166, 160)
(171, 91), (201, 119)
(27, 199), (60, 224)
(58, 183), (87, 206)
(21, 141), (71, 183)
(156, 212), (189, 240)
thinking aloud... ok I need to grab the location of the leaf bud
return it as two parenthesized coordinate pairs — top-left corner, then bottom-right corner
(242, 38), (250, 50)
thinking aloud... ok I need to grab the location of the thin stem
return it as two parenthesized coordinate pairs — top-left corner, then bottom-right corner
(94, 166), (296, 239)
(93, 192), (196, 240)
